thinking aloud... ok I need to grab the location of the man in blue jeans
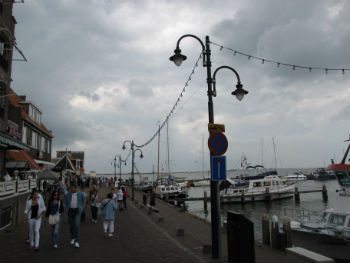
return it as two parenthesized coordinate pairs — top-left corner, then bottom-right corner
(63, 184), (86, 248)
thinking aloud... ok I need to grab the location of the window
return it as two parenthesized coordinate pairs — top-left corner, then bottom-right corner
(22, 126), (27, 144)
(0, 206), (13, 230)
(47, 140), (51, 153)
(40, 136), (45, 152)
(329, 214), (346, 226)
(0, 83), (5, 119)
(31, 131), (38, 149)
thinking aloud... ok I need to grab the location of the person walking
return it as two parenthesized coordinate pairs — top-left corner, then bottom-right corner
(63, 184), (86, 248)
(89, 186), (99, 223)
(45, 190), (63, 248)
(100, 193), (118, 237)
(24, 190), (46, 251)
(116, 188), (124, 211)
(122, 187), (128, 210)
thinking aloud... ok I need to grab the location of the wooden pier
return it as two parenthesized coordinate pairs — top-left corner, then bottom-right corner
(170, 186), (328, 209)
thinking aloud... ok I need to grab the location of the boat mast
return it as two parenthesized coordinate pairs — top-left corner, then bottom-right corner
(166, 119), (171, 176)
(272, 137), (277, 169)
(202, 134), (205, 179)
(341, 134), (350, 164)
(157, 123), (160, 180)
(261, 137), (264, 167)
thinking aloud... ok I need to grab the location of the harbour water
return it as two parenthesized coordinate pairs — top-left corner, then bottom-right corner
(99, 167), (342, 241)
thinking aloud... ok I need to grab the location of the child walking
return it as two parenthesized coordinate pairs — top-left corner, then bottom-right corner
(100, 193), (118, 237)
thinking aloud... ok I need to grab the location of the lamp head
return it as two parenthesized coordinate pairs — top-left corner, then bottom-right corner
(232, 82), (248, 101)
(140, 153), (144, 159)
(169, 48), (187, 67)
(122, 145), (126, 150)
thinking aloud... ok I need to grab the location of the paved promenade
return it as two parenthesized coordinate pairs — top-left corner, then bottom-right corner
(0, 187), (309, 263)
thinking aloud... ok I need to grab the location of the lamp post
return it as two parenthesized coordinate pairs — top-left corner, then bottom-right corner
(122, 140), (144, 201)
(170, 34), (248, 259)
(112, 154), (127, 184)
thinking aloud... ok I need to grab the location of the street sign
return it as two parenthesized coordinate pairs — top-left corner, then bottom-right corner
(208, 132), (228, 156)
(211, 156), (226, 181)
(208, 123), (225, 133)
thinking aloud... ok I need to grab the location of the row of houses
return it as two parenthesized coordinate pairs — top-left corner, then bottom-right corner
(0, 2), (84, 232)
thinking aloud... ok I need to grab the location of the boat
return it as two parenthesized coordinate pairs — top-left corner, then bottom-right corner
(285, 172), (307, 181)
(137, 180), (154, 192)
(155, 184), (187, 199)
(290, 136), (350, 262)
(313, 168), (336, 180)
(192, 179), (210, 187)
(220, 175), (295, 203)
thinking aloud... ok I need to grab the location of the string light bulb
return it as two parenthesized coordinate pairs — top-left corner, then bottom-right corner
(261, 59), (264, 64)
(292, 65), (296, 70)
(309, 67), (312, 72)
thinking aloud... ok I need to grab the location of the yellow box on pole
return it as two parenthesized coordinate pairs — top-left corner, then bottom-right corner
(208, 123), (225, 133)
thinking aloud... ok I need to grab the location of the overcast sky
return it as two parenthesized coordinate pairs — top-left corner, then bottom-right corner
(11, 0), (350, 174)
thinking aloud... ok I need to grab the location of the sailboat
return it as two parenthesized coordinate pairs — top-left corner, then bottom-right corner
(155, 120), (187, 198)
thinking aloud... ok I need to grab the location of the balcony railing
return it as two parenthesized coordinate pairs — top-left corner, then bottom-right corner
(0, 179), (37, 198)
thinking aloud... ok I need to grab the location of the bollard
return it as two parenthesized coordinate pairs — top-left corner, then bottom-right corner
(204, 191), (208, 213)
(322, 185), (328, 202)
(282, 217), (292, 248)
(203, 244), (212, 254)
(262, 214), (271, 246)
(294, 187), (300, 203)
(271, 215), (279, 249)
(240, 191), (245, 204)
(177, 228), (185, 236)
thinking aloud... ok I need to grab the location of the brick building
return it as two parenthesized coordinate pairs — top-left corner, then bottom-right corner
(0, 1), (29, 172)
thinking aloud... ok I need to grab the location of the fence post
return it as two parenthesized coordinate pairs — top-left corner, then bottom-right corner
(262, 213), (270, 246)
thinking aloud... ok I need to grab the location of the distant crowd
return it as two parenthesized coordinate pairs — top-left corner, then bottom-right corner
(24, 178), (128, 251)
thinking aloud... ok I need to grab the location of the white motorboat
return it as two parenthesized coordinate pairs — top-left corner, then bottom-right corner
(286, 172), (307, 181)
(220, 175), (295, 203)
(137, 181), (154, 192)
(290, 138), (350, 262)
(155, 184), (187, 199)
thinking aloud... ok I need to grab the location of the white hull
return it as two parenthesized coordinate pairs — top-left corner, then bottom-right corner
(193, 180), (210, 187)
(221, 175), (295, 203)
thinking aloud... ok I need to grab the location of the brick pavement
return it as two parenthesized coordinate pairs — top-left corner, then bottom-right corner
(0, 187), (309, 263)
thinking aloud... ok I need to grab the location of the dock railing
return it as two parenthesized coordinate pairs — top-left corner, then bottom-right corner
(0, 179), (37, 198)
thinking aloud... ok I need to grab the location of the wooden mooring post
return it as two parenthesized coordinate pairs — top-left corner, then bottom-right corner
(270, 215), (279, 249)
(282, 217), (292, 249)
(322, 185), (328, 202)
(294, 187), (300, 203)
(262, 213), (271, 246)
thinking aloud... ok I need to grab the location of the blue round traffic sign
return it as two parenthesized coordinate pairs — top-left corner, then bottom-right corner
(208, 132), (228, 156)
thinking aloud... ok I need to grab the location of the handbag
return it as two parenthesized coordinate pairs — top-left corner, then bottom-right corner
(48, 213), (60, 225)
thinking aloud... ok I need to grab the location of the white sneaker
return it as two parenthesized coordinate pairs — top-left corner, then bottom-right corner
(74, 242), (80, 248)
(53, 244), (58, 249)
(70, 239), (75, 245)
(108, 233), (114, 237)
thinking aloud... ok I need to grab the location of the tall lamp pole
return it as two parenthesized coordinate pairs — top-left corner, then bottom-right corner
(170, 34), (248, 259)
(122, 140), (144, 201)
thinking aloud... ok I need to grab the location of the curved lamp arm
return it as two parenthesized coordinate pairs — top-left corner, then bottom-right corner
(122, 140), (132, 150)
(134, 149), (144, 159)
(170, 34), (206, 67)
(212, 66), (248, 101)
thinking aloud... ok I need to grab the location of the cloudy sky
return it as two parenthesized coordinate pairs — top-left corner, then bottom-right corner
(11, 0), (350, 174)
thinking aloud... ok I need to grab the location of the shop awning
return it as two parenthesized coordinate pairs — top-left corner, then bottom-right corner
(0, 131), (30, 151)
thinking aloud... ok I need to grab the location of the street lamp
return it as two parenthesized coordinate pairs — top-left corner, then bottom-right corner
(122, 140), (144, 201)
(111, 154), (127, 184)
(170, 34), (248, 259)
